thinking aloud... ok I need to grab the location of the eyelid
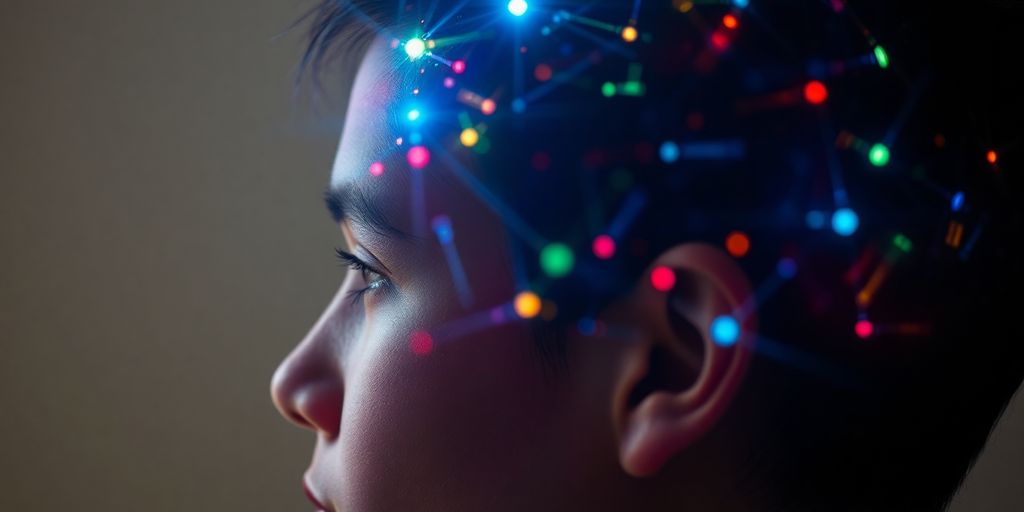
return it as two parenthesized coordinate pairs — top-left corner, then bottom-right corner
(334, 248), (387, 278)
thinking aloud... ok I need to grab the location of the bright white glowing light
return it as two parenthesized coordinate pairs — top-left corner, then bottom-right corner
(404, 38), (426, 59)
(507, 0), (528, 16)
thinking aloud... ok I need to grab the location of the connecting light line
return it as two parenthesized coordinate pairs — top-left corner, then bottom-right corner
(555, 10), (619, 33)
(429, 29), (497, 49)
(629, 0), (643, 23)
(429, 302), (515, 344)
(561, 23), (637, 59)
(431, 143), (548, 251)
(522, 53), (600, 104)
(882, 73), (930, 147)
(422, 0), (471, 37)
(753, 336), (862, 389)
(432, 215), (475, 308)
(605, 188), (647, 240)
(818, 119), (850, 209)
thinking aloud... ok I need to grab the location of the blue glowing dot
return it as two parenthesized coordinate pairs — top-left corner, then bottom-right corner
(831, 208), (859, 236)
(805, 210), (826, 230)
(776, 258), (797, 279)
(659, 141), (680, 163)
(431, 215), (453, 244)
(577, 317), (596, 336)
(512, 98), (526, 113)
(507, 0), (528, 16)
(408, 132), (423, 145)
(541, 26), (551, 36)
(732, 0), (749, 8)
(407, 108), (421, 121)
(710, 315), (740, 347)
(951, 191), (965, 212)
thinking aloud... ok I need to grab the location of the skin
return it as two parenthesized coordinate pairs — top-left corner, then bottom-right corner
(271, 37), (757, 512)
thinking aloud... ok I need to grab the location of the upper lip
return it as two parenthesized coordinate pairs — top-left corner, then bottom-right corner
(303, 479), (334, 512)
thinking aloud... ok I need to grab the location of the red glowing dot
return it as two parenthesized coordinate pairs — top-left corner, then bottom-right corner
(986, 150), (998, 164)
(722, 14), (738, 29)
(725, 231), (751, 258)
(855, 320), (874, 339)
(480, 98), (496, 115)
(531, 151), (551, 171)
(592, 235), (616, 259)
(452, 60), (466, 74)
(406, 146), (430, 169)
(369, 162), (384, 176)
(410, 330), (433, 355)
(710, 31), (729, 50)
(933, 133), (945, 148)
(804, 80), (828, 105)
(534, 63), (553, 82)
(651, 266), (676, 292)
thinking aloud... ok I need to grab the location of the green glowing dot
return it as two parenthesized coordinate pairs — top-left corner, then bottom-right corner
(404, 38), (426, 59)
(869, 143), (890, 167)
(601, 82), (616, 97)
(873, 45), (889, 69)
(893, 234), (913, 253)
(540, 243), (574, 278)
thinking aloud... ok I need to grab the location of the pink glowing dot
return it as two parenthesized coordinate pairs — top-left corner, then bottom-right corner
(369, 162), (385, 176)
(443, 77), (455, 88)
(711, 31), (728, 50)
(452, 60), (466, 74)
(406, 145), (430, 169)
(855, 320), (874, 339)
(410, 330), (433, 355)
(480, 98), (496, 115)
(593, 235), (616, 259)
(650, 266), (676, 292)
(396, 137), (404, 146)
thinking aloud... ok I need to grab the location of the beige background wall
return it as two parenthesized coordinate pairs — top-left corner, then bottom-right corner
(0, 1), (1019, 510)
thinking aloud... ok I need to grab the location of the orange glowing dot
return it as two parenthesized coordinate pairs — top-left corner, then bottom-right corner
(722, 14), (738, 29)
(803, 80), (828, 105)
(725, 231), (751, 258)
(534, 63), (553, 82)
(480, 98), (496, 115)
(674, 0), (693, 12)
(934, 134), (946, 148)
(514, 291), (542, 319)
(986, 150), (997, 164)
(621, 26), (638, 43)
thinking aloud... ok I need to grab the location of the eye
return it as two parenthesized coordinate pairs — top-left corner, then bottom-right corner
(335, 247), (392, 304)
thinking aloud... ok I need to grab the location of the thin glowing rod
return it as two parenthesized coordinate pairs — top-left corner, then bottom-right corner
(431, 144), (548, 250)
(629, 0), (643, 22)
(606, 188), (647, 240)
(423, 0), (471, 37)
(883, 74), (930, 147)
(430, 302), (513, 344)
(752, 336), (862, 389)
(556, 10), (619, 33)
(959, 214), (988, 261)
(432, 215), (474, 308)
(561, 23), (636, 59)
(411, 164), (427, 237)
(733, 259), (794, 322)
(429, 30), (497, 48)
(818, 119), (850, 208)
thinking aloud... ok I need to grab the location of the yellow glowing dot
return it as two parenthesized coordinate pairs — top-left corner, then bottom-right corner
(621, 26), (638, 43)
(426, 39), (436, 49)
(514, 291), (542, 319)
(674, 0), (694, 12)
(459, 127), (479, 147)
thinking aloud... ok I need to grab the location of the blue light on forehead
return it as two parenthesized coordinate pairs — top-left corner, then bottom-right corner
(409, 132), (423, 144)
(407, 108), (422, 121)
(431, 215), (454, 244)
(832, 208), (860, 236)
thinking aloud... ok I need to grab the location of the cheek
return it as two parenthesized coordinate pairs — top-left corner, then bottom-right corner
(337, 317), (556, 509)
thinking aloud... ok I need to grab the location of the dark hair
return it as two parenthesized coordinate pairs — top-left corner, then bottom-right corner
(296, 1), (1024, 509)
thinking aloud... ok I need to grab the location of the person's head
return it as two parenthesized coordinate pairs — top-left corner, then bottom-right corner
(271, 1), (1023, 510)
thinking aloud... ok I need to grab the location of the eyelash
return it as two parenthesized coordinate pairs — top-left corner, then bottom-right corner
(335, 248), (391, 304)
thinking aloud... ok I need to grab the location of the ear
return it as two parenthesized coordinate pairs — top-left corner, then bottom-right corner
(614, 242), (756, 477)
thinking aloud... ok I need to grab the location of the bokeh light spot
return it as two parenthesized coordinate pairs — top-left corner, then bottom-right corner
(459, 127), (479, 147)
(451, 59), (466, 74)
(514, 291), (541, 319)
(621, 26), (638, 43)
(725, 231), (751, 258)
(650, 266), (676, 292)
(507, 0), (528, 16)
(406, 145), (430, 169)
(711, 315), (740, 346)
(593, 235), (616, 259)
(868, 143), (890, 167)
(409, 330), (433, 355)
(369, 162), (385, 176)
(480, 98), (496, 115)
(540, 243), (574, 278)
(832, 208), (859, 236)
(855, 320), (874, 339)
(659, 141), (680, 163)
(404, 38), (426, 59)
(803, 80), (828, 104)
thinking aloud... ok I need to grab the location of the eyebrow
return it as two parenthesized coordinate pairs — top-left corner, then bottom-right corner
(323, 185), (412, 240)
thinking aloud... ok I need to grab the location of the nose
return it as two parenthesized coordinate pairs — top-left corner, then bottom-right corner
(271, 291), (347, 440)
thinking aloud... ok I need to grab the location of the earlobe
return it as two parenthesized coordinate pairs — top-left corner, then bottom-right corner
(615, 243), (756, 477)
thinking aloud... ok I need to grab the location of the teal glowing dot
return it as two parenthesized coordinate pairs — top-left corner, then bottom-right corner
(540, 243), (574, 278)
(873, 45), (889, 69)
(659, 141), (680, 163)
(507, 0), (528, 16)
(732, 0), (749, 7)
(512, 98), (526, 113)
(893, 234), (913, 253)
(601, 81), (616, 97)
(404, 38), (426, 59)
(832, 208), (859, 236)
(710, 315), (740, 347)
(868, 143), (890, 167)
(407, 108), (421, 121)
